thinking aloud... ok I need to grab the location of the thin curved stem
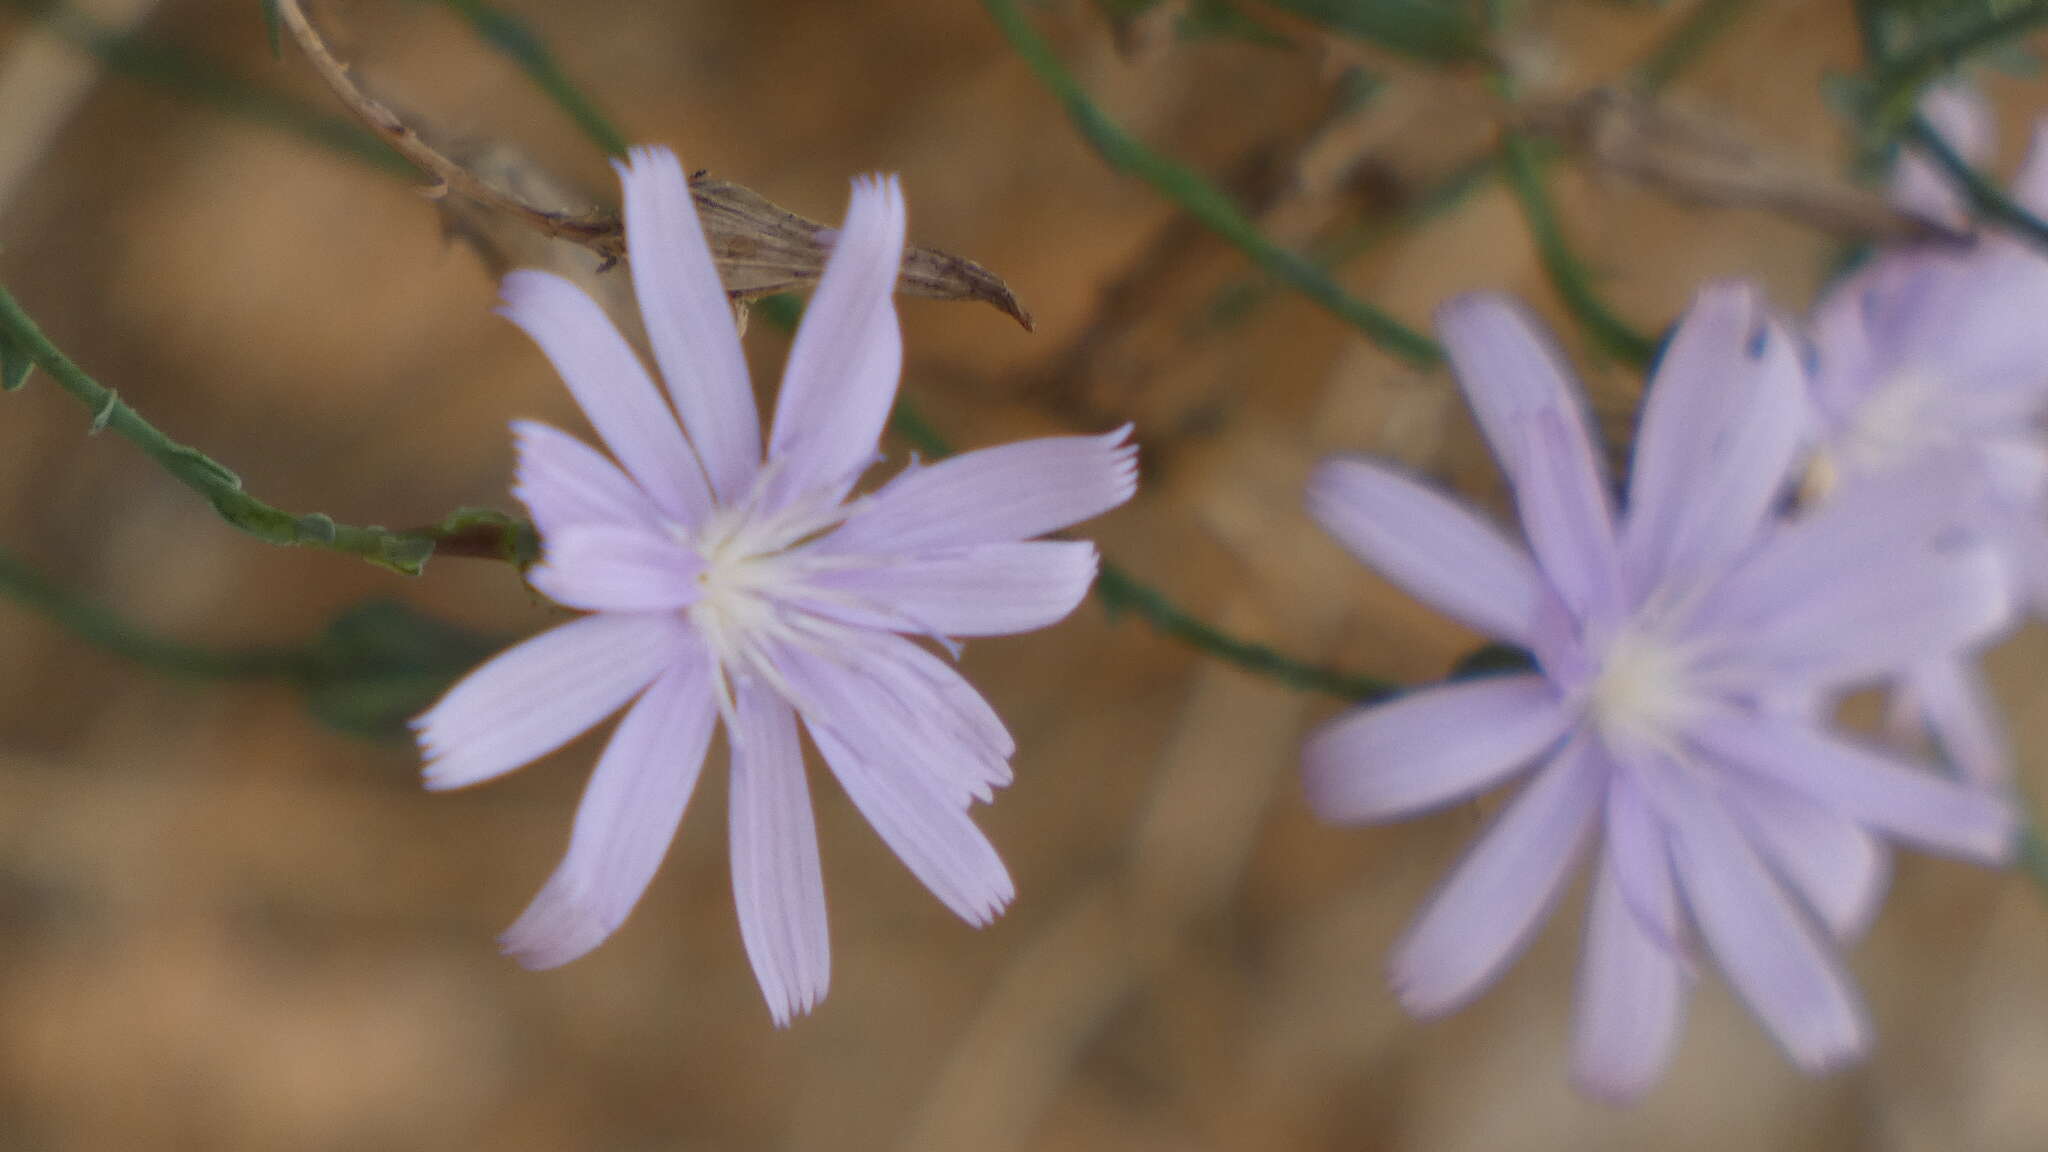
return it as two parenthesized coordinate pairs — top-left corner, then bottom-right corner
(1500, 131), (1659, 366)
(1903, 115), (2048, 253)
(1864, 0), (2048, 126)
(875, 410), (1397, 702)
(1206, 152), (1501, 332)
(1093, 566), (1397, 701)
(977, 0), (1444, 368)
(275, 0), (627, 263)
(1633, 0), (1753, 92)
(0, 283), (441, 574)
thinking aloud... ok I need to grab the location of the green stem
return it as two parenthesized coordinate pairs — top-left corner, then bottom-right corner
(0, 283), (439, 574)
(1207, 152), (1500, 331)
(1902, 115), (2048, 252)
(8, 0), (411, 177)
(1500, 131), (1659, 367)
(1094, 565), (1396, 701)
(977, 0), (1443, 368)
(424, 0), (631, 156)
(0, 545), (301, 678)
(1863, 0), (2048, 127)
(1633, 0), (1754, 93)
(875, 404), (1396, 702)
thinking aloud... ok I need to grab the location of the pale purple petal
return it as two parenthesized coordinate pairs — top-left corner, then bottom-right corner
(2015, 118), (2048, 215)
(862, 633), (1017, 761)
(1903, 655), (2012, 788)
(501, 658), (717, 968)
(526, 524), (702, 613)
(1622, 283), (1809, 592)
(1804, 263), (1891, 424)
(808, 719), (1015, 926)
(1302, 675), (1576, 823)
(1436, 293), (1604, 477)
(1893, 83), (1991, 227)
(807, 541), (1097, 638)
(1603, 772), (1683, 951)
(826, 427), (1138, 552)
(1389, 736), (1601, 1016)
(729, 678), (830, 1026)
(498, 270), (713, 525)
(1892, 253), (2048, 388)
(1702, 460), (1962, 615)
(1508, 410), (1624, 623)
(1669, 795), (1868, 1073)
(617, 146), (761, 502)
(414, 613), (686, 791)
(1726, 779), (1890, 940)
(1693, 461), (1999, 642)
(1436, 295), (1620, 620)
(1693, 713), (2016, 864)
(1701, 543), (2011, 690)
(511, 420), (664, 539)
(775, 638), (1011, 808)
(1305, 457), (1546, 645)
(767, 176), (906, 501)
(1572, 851), (1689, 1103)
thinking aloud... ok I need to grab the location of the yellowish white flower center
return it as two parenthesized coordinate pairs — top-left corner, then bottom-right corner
(1837, 367), (1957, 476)
(1589, 625), (1703, 756)
(685, 495), (831, 662)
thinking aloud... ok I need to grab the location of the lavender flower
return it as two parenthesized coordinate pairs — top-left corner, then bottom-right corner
(1303, 285), (2016, 1100)
(415, 147), (1137, 1023)
(1805, 92), (2048, 786)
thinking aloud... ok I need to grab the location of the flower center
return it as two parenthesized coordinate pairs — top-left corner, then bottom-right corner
(1837, 367), (1957, 477)
(1588, 625), (1703, 757)
(679, 475), (865, 676)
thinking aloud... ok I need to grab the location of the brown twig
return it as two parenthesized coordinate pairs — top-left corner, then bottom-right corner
(274, 0), (1034, 325)
(275, 0), (625, 263)
(1526, 86), (1969, 245)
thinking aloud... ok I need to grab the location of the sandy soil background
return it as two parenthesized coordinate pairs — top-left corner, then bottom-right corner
(1, 0), (2046, 1148)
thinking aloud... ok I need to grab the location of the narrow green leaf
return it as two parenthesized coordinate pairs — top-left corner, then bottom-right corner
(1179, 0), (1291, 45)
(260, 0), (283, 59)
(296, 599), (500, 741)
(1448, 641), (1536, 681)
(0, 331), (30, 393)
(1261, 0), (1484, 62)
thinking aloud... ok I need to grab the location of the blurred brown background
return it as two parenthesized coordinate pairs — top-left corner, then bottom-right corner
(1, 0), (2046, 1148)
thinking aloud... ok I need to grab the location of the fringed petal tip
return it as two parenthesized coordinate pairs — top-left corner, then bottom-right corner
(962, 884), (1016, 929)
(851, 171), (905, 202)
(612, 143), (684, 183)
(418, 757), (488, 793)
(1103, 422), (1142, 505)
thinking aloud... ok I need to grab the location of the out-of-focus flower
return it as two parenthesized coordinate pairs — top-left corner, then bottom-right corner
(415, 146), (1137, 1024)
(1303, 285), (2015, 1101)
(1806, 88), (2048, 786)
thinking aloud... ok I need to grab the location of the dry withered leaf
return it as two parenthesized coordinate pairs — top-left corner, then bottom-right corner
(277, 0), (1033, 329)
(1526, 87), (1963, 245)
(692, 177), (1034, 328)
